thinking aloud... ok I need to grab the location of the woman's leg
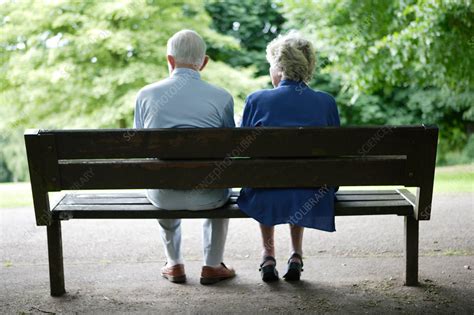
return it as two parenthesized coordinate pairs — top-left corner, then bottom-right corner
(283, 224), (304, 281)
(260, 223), (275, 266)
(289, 224), (304, 263)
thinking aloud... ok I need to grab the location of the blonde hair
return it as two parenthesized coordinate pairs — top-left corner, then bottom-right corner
(266, 34), (316, 82)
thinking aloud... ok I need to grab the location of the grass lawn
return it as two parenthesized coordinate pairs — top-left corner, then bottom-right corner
(0, 164), (472, 209)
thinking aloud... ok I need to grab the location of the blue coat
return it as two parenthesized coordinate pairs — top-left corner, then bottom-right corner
(237, 79), (340, 231)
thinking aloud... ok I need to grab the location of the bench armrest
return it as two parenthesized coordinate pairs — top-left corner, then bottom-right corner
(25, 129), (52, 225)
(415, 125), (438, 220)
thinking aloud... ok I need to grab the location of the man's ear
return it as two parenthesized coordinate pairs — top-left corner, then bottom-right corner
(167, 55), (176, 71)
(199, 55), (209, 71)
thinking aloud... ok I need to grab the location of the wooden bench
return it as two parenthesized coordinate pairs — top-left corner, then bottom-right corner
(24, 126), (438, 296)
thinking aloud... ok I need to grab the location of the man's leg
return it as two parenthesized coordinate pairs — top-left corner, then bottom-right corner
(202, 218), (229, 266)
(200, 218), (235, 284)
(158, 219), (183, 266)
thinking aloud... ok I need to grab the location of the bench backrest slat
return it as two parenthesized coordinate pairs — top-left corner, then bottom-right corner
(58, 157), (409, 190)
(53, 126), (423, 159)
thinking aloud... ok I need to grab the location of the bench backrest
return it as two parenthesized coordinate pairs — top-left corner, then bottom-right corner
(25, 126), (438, 225)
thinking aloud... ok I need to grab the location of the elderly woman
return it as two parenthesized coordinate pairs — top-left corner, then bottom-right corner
(237, 34), (340, 282)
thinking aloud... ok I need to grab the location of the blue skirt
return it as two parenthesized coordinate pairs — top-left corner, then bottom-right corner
(237, 187), (336, 232)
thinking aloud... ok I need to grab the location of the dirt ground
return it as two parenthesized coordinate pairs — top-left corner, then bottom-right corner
(1, 192), (473, 314)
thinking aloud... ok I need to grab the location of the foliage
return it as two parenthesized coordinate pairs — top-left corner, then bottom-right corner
(0, 0), (265, 181)
(284, 0), (473, 93)
(204, 0), (285, 75)
(0, 149), (12, 182)
(0, 0), (472, 182)
(282, 0), (474, 161)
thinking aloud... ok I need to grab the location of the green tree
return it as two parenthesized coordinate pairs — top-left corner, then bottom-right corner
(204, 0), (285, 75)
(0, 0), (265, 181)
(282, 0), (474, 164)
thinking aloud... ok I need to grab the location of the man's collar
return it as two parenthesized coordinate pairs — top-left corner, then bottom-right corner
(171, 67), (201, 80)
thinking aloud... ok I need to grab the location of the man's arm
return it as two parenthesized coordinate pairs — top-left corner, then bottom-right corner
(222, 96), (235, 128)
(133, 97), (144, 129)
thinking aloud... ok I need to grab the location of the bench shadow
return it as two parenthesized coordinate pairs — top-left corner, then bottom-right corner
(42, 277), (468, 314)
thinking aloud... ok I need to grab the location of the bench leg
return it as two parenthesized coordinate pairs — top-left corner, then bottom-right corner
(47, 220), (66, 296)
(404, 216), (419, 286)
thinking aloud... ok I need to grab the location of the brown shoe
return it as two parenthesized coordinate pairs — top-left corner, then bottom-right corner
(200, 262), (236, 285)
(161, 263), (186, 283)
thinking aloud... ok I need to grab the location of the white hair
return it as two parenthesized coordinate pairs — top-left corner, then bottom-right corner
(266, 34), (316, 82)
(167, 30), (206, 67)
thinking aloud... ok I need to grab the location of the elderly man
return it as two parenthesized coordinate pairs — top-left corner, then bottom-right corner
(134, 30), (236, 285)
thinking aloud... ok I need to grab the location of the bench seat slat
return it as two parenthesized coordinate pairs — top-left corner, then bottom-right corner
(61, 193), (405, 205)
(68, 193), (145, 199)
(53, 200), (412, 212)
(62, 197), (152, 205)
(52, 192), (413, 219)
(333, 190), (401, 195)
(64, 189), (403, 199)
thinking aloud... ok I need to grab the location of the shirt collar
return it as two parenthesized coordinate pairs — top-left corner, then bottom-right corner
(278, 79), (306, 87)
(171, 67), (201, 80)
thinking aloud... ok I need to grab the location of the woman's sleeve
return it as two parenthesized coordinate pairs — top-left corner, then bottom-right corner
(330, 98), (341, 193)
(331, 98), (341, 127)
(240, 96), (255, 127)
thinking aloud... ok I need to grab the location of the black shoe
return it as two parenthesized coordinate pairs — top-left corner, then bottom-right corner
(283, 253), (304, 281)
(259, 256), (279, 282)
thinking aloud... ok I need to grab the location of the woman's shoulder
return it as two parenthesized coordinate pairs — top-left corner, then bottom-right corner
(307, 88), (338, 109)
(309, 89), (336, 102)
(247, 88), (275, 103)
